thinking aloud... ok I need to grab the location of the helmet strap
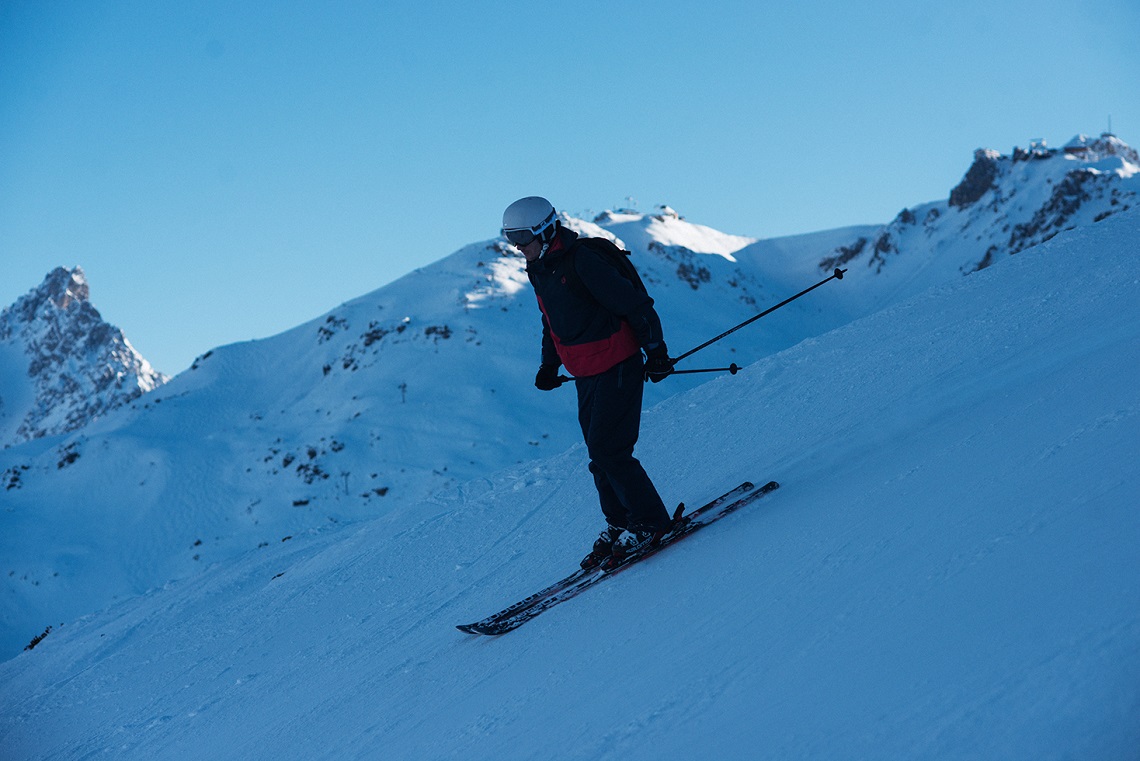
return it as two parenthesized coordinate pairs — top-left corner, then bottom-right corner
(537, 219), (559, 258)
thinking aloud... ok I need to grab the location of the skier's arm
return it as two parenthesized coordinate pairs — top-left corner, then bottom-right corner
(539, 312), (561, 368)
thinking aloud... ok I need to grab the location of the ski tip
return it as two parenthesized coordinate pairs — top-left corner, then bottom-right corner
(457, 623), (502, 636)
(761, 480), (779, 492)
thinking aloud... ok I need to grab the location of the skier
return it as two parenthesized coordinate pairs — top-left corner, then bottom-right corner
(501, 196), (676, 569)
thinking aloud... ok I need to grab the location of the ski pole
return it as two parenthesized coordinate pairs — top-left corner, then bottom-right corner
(672, 267), (847, 365)
(668, 363), (740, 376)
(551, 267), (846, 387)
(556, 362), (741, 386)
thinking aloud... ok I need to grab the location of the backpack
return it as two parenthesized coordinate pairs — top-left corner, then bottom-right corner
(563, 237), (649, 303)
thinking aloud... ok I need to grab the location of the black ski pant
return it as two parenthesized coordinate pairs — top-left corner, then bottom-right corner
(575, 352), (671, 533)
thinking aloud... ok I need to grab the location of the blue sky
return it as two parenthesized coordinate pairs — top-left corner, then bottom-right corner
(2, 0), (1137, 374)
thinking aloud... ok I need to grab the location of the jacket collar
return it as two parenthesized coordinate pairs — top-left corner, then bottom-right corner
(541, 227), (578, 262)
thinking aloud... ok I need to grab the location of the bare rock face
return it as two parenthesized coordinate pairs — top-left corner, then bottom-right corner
(949, 149), (1003, 209)
(821, 133), (1139, 276)
(0, 267), (168, 447)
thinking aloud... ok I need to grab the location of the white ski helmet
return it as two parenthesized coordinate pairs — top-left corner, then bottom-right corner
(502, 196), (558, 247)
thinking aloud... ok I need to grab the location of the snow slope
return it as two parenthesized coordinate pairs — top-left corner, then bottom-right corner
(1, 209), (1136, 760)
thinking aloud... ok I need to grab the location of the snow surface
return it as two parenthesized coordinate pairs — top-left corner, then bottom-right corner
(1, 209), (1137, 760)
(0, 342), (35, 445)
(593, 206), (757, 258)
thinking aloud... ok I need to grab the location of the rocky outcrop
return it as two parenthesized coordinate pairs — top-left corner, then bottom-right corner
(949, 149), (1002, 209)
(820, 133), (1138, 277)
(0, 267), (167, 447)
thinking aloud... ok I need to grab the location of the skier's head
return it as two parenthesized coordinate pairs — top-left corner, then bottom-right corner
(502, 196), (559, 250)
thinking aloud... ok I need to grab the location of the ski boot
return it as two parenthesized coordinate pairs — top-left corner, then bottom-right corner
(580, 525), (624, 570)
(598, 503), (687, 572)
(599, 525), (667, 571)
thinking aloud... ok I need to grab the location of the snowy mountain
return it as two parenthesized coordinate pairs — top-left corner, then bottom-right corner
(0, 133), (1136, 665)
(0, 266), (167, 449)
(1, 207), (1136, 760)
(807, 132), (1138, 310)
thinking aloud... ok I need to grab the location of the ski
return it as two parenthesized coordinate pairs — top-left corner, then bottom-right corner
(456, 480), (778, 636)
(456, 481), (753, 635)
(455, 566), (595, 635)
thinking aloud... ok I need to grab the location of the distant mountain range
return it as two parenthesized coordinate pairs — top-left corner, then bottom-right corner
(0, 132), (1135, 656)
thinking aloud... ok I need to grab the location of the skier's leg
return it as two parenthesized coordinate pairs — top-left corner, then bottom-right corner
(580, 354), (670, 532)
(578, 374), (628, 529)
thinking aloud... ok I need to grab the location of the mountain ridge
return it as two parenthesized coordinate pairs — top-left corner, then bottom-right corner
(819, 132), (1138, 280)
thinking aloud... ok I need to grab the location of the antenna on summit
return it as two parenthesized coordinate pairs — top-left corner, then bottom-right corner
(1106, 114), (1114, 137)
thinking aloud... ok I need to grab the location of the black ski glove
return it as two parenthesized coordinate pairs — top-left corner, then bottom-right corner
(644, 343), (674, 383)
(534, 363), (563, 391)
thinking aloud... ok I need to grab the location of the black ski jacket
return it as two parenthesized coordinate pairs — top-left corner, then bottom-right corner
(526, 228), (664, 377)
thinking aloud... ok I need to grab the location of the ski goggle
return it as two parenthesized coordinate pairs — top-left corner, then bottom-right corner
(502, 227), (538, 247)
(502, 208), (556, 247)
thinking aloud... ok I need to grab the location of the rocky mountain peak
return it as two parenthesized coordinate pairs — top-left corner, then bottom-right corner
(820, 132), (1138, 279)
(1, 267), (168, 447)
(44, 266), (90, 308)
(2, 267), (95, 332)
